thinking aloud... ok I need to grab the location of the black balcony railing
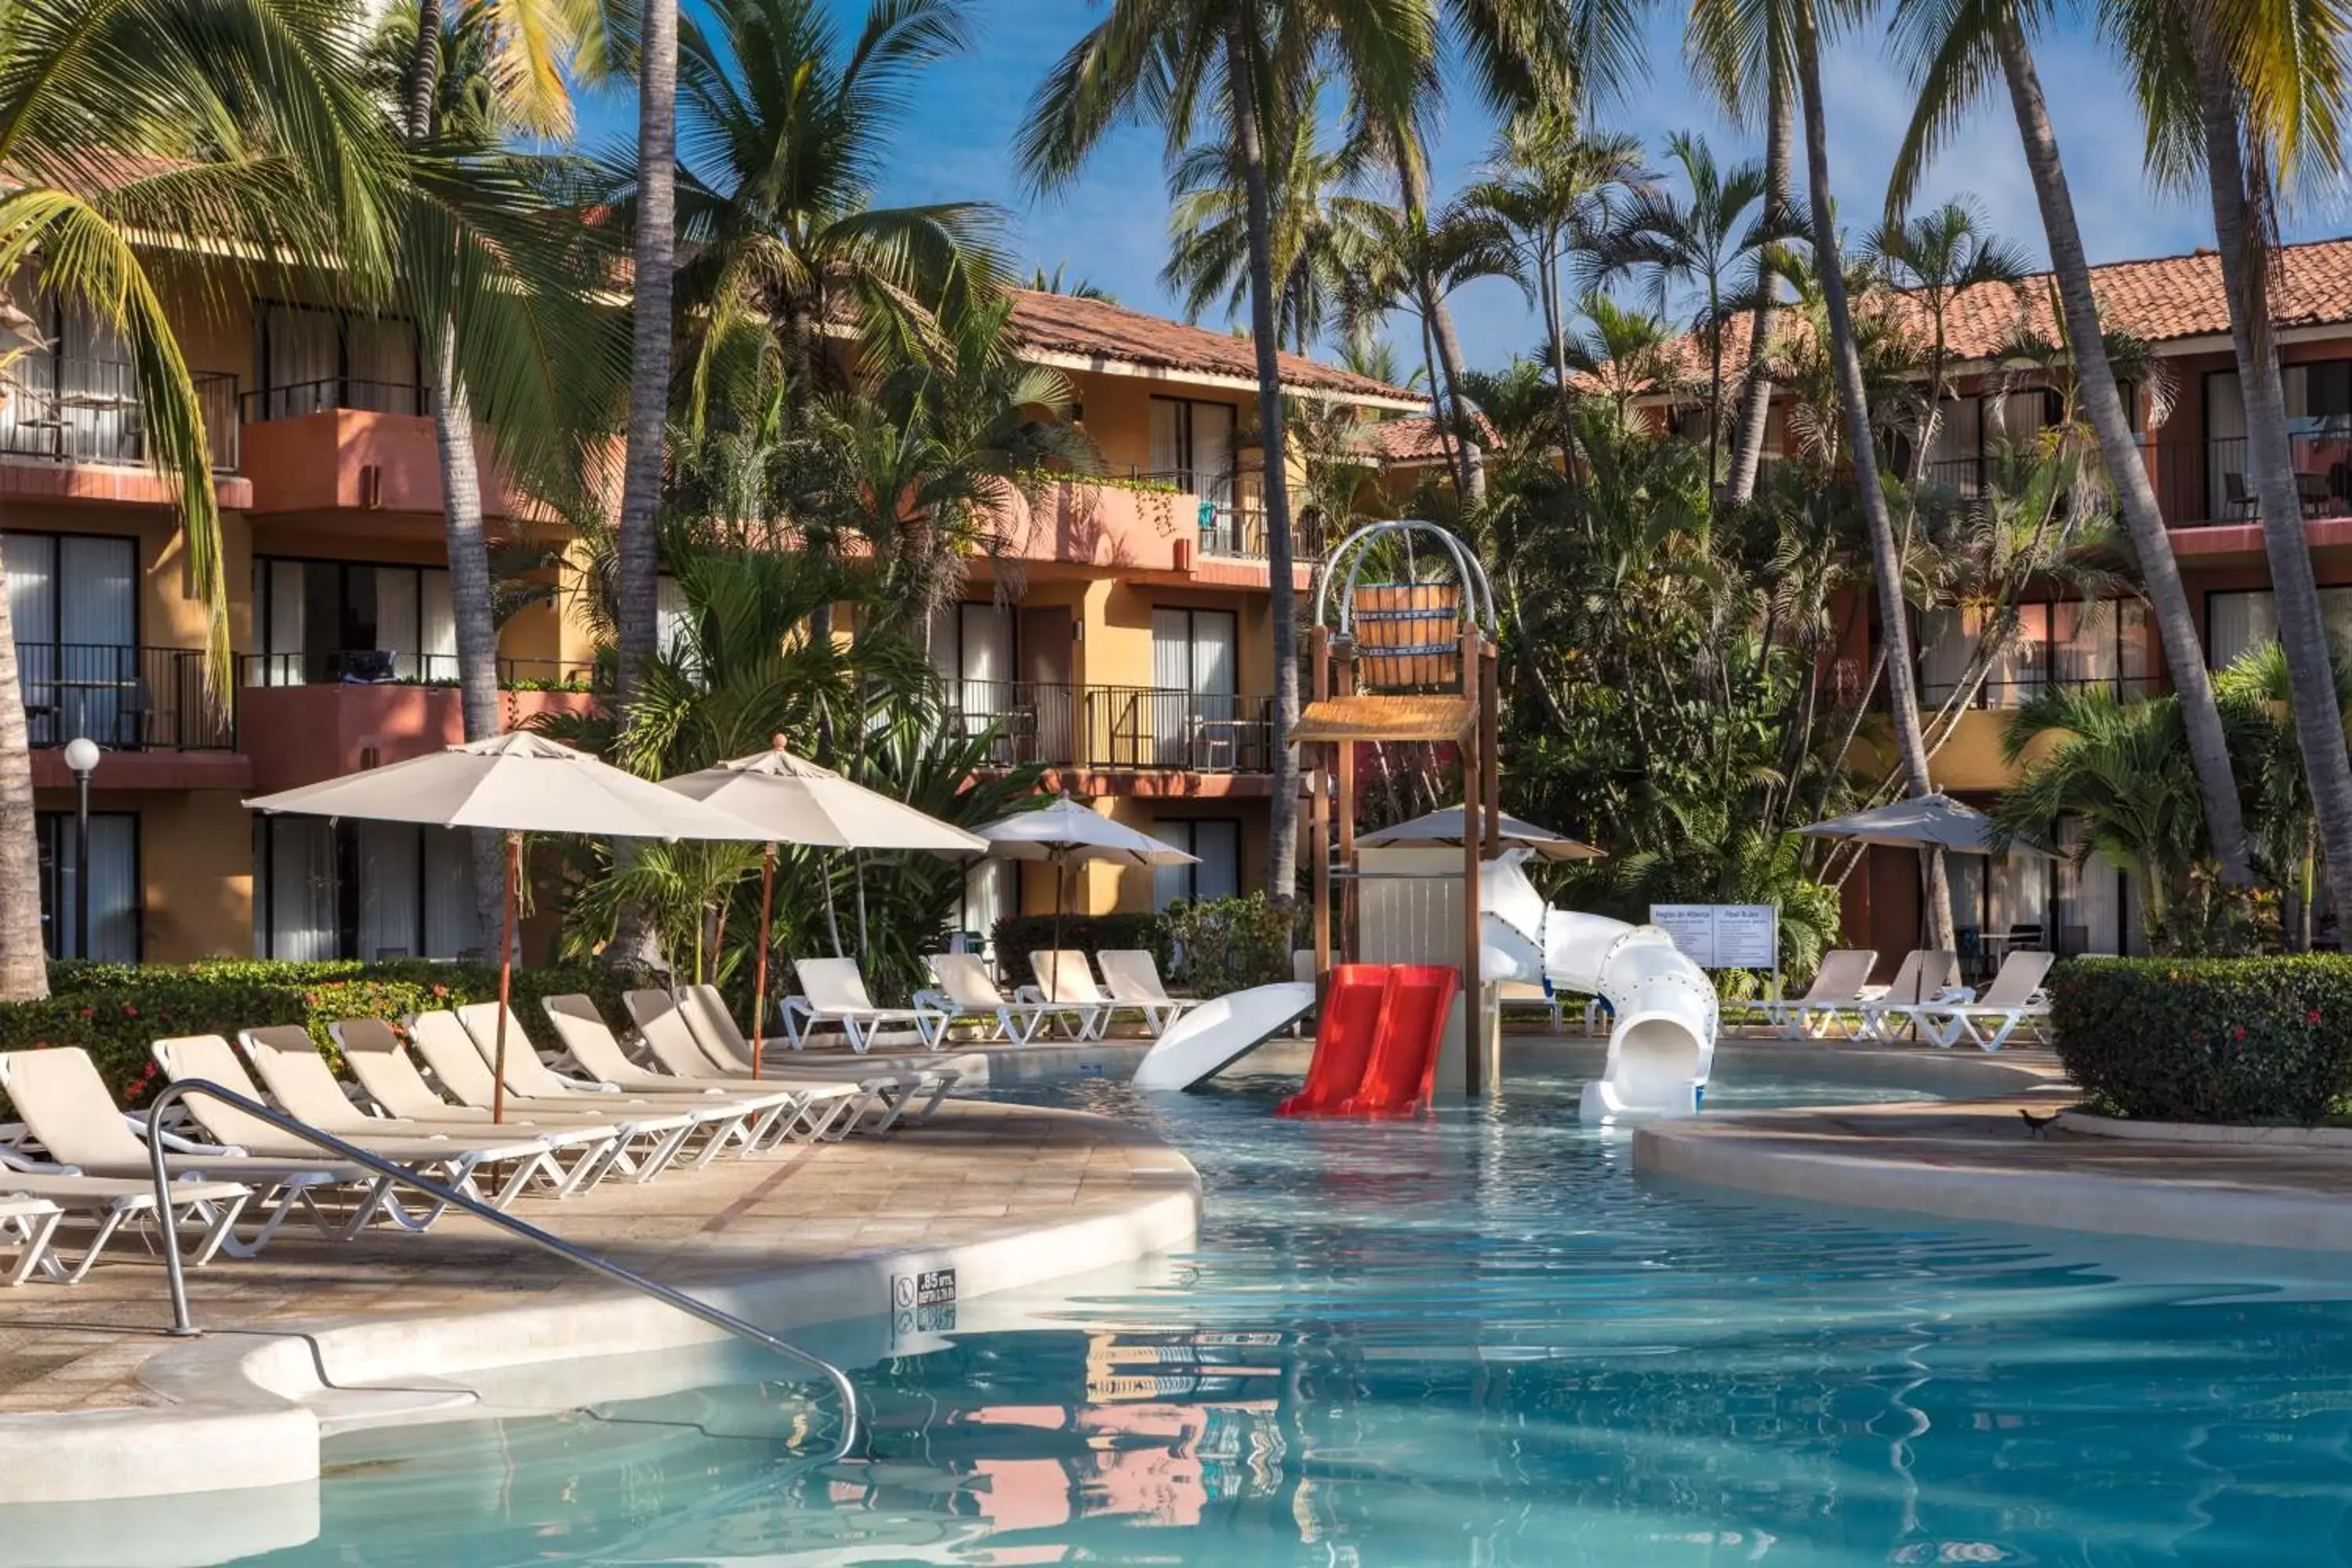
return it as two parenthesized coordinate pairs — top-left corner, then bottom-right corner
(2144, 434), (2352, 525)
(1084, 685), (1276, 772)
(0, 358), (239, 471)
(18, 644), (236, 751)
(942, 679), (1276, 773)
(1917, 674), (2165, 710)
(941, 679), (1076, 768)
(1921, 456), (1989, 498)
(239, 651), (596, 689)
(239, 376), (429, 423)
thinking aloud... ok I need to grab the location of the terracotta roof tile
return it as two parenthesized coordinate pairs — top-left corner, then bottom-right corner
(1007, 289), (1421, 405)
(1359, 412), (1501, 464)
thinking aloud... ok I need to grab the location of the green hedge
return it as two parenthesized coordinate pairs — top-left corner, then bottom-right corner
(0, 960), (639, 1113)
(989, 913), (1171, 985)
(2050, 956), (2352, 1124)
(1165, 894), (1302, 994)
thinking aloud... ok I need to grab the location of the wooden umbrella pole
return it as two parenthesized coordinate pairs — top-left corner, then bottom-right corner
(492, 830), (521, 1125)
(1051, 854), (1068, 999)
(749, 843), (776, 1081)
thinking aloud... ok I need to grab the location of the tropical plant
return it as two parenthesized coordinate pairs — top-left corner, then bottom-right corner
(1559, 291), (1680, 429)
(0, 0), (412, 998)
(1021, 0), (1434, 898)
(1860, 198), (2031, 484)
(1886, 0), (2256, 889)
(1453, 111), (1650, 448)
(1611, 130), (1798, 489)
(1026, 263), (1115, 301)
(2214, 642), (2352, 950)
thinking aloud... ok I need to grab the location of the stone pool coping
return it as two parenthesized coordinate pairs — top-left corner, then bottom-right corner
(0, 1086), (1196, 1507)
(2056, 1109), (2352, 1149)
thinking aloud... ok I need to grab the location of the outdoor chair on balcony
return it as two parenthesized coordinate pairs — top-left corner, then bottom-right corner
(2225, 472), (2260, 518)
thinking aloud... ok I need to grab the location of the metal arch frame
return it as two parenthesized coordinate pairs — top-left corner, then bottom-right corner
(1312, 518), (1497, 639)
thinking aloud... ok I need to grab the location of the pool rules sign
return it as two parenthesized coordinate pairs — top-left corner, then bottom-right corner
(891, 1267), (958, 1344)
(1647, 904), (1779, 971)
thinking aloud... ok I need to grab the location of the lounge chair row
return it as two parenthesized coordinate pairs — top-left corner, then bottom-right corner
(1755, 948), (2055, 1050)
(785, 951), (1197, 1053)
(0, 992), (959, 1287)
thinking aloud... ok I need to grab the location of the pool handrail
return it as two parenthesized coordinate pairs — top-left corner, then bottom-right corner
(143, 1077), (860, 1458)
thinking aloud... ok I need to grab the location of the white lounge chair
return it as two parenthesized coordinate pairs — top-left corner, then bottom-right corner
(1095, 950), (1199, 1036)
(537, 994), (851, 1147)
(1021, 951), (1120, 1040)
(658, 985), (961, 1128)
(153, 1034), (554, 1221)
(1498, 979), (1565, 1033)
(1854, 951), (1965, 1040)
(1900, 950), (2059, 1051)
(237, 1026), (621, 1199)
(781, 959), (951, 1053)
(612, 989), (902, 1138)
(397, 1012), (704, 1181)
(451, 1004), (764, 1169)
(0, 1193), (59, 1287)
(916, 953), (1068, 1044)
(0, 1045), (394, 1254)
(1753, 950), (1880, 1038)
(0, 1163), (252, 1283)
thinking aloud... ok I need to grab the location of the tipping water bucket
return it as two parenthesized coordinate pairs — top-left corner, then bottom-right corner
(1351, 583), (1462, 690)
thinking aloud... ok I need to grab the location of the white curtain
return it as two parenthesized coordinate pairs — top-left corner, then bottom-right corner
(2208, 590), (2278, 669)
(345, 316), (417, 411)
(263, 305), (338, 413)
(1149, 398), (1183, 478)
(1193, 404), (1236, 506)
(420, 570), (456, 681)
(1946, 854), (1984, 942)
(52, 814), (139, 961)
(1192, 821), (1240, 902)
(59, 307), (135, 461)
(1926, 396), (1980, 488)
(2208, 370), (2249, 519)
(1918, 607), (1972, 702)
(4, 533), (56, 729)
(960, 859), (1014, 957)
(1152, 608), (1191, 766)
(1987, 851), (2049, 937)
(356, 822), (419, 960)
(374, 569), (420, 678)
(2057, 818), (2122, 957)
(1150, 819), (1195, 911)
(263, 559), (307, 684)
(266, 818), (339, 960)
(422, 827), (477, 959)
(56, 535), (133, 742)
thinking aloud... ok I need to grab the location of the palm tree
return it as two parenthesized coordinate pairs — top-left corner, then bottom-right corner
(1561, 291), (1681, 430)
(1886, 0), (2255, 890)
(1021, 0), (1432, 898)
(1027, 263), (1116, 302)
(1163, 78), (1387, 354)
(0, 0), (400, 997)
(1860, 199), (2030, 485)
(1453, 111), (1649, 453)
(1611, 130), (1798, 492)
(2214, 643), (2352, 949)
(615, 0), (681, 722)
(1788, 0), (1952, 949)
(2103, 0), (2352, 913)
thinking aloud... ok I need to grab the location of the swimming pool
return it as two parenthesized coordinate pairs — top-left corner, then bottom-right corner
(56, 1068), (2352, 1564)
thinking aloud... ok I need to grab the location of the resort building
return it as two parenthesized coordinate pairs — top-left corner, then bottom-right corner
(0, 274), (1418, 963)
(1656, 234), (2352, 967)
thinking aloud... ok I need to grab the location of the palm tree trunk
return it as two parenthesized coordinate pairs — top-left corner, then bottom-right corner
(406, 0), (506, 955)
(1399, 152), (1484, 505)
(1994, 21), (2252, 885)
(2187, 17), (2352, 916)
(616, 0), (678, 713)
(1542, 241), (1577, 463)
(0, 586), (47, 998)
(1796, 14), (1952, 950)
(1226, 13), (1300, 898)
(1726, 69), (1791, 506)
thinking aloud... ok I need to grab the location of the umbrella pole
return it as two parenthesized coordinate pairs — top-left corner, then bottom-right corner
(855, 850), (869, 956)
(1051, 855), (1068, 1000)
(492, 830), (520, 1126)
(822, 858), (844, 958)
(750, 843), (775, 1082)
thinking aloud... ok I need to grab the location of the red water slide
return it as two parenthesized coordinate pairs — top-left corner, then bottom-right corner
(1276, 964), (1460, 1118)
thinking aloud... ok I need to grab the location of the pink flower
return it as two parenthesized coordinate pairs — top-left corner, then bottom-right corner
(2233, 1027), (2248, 1043)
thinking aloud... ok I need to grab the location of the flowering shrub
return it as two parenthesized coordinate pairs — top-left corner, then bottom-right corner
(0, 960), (640, 1112)
(2050, 956), (2352, 1124)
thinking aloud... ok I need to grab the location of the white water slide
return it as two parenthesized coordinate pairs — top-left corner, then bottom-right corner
(1478, 855), (1719, 1121)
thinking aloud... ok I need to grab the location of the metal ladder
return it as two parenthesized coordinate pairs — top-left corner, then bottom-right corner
(144, 1079), (859, 1456)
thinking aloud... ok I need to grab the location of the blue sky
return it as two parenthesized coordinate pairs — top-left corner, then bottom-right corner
(580, 1), (2343, 375)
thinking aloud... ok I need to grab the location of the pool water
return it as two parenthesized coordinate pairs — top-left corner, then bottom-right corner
(172, 1073), (2352, 1562)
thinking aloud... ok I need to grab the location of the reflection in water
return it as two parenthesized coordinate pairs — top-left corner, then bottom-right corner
(213, 1071), (2352, 1565)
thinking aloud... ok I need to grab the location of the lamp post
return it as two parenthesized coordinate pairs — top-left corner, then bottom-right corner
(61, 736), (99, 959)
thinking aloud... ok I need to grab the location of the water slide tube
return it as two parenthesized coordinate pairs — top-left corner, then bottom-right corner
(1477, 854), (1719, 1121)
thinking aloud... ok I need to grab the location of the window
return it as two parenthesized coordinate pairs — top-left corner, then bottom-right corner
(253, 817), (480, 960)
(2053, 818), (2140, 957)
(252, 557), (456, 684)
(2, 531), (138, 746)
(1151, 818), (1242, 911)
(1946, 848), (2051, 955)
(35, 811), (139, 960)
(955, 859), (1017, 958)
(1151, 607), (1240, 768)
(1148, 397), (1237, 505)
(2207, 586), (2352, 669)
(1917, 599), (2147, 707)
(253, 303), (423, 419)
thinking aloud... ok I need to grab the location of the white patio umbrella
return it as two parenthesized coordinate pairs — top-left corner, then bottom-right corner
(662, 740), (986, 1073)
(1359, 804), (1605, 861)
(246, 732), (767, 1121)
(1799, 793), (2052, 856)
(972, 796), (1195, 965)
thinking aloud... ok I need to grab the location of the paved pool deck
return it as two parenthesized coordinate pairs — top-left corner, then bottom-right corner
(0, 1080), (1196, 1504)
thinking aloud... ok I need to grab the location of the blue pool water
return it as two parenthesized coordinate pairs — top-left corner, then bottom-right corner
(117, 1072), (2352, 1563)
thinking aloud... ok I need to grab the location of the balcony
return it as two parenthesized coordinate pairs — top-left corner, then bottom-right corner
(942, 679), (1276, 775)
(0, 358), (241, 472)
(18, 644), (237, 751)
(2147, 434), (2352, 527)
(1917, 674), (2165, 710)
(238, 655), (598, 793)
(236, 377), (518, 518)
(241, 651), (593, 690)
